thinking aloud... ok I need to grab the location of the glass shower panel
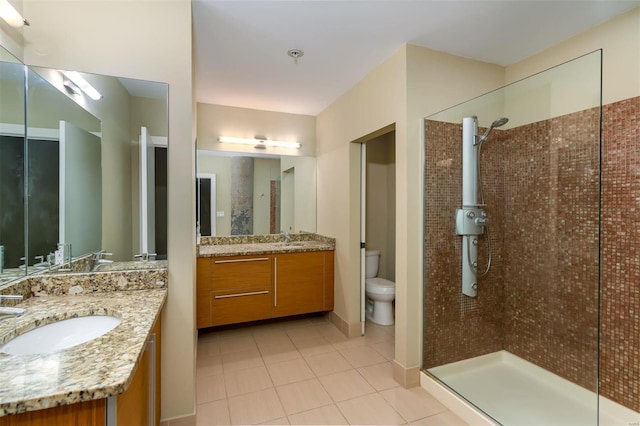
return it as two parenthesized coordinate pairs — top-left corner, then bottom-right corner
(423, 51), (602, 425)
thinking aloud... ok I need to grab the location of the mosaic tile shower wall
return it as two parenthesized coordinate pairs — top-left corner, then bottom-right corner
(600, 96), (639, 411)
(424, 97), (640, 411)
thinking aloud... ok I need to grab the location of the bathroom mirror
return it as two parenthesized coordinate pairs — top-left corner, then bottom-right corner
(0, 40), (168, 285)
(0, 46), (26, 284)
(196, 150), (316, 236)
(26, 65), (169, 269)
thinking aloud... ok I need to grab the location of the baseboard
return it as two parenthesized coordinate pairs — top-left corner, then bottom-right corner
(160, 413), (196, 425)
(392, 361), (420, 388)
(328, 311), (362, 338)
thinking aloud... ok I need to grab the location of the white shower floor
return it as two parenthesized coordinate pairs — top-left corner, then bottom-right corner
(428, 351), (640, 426)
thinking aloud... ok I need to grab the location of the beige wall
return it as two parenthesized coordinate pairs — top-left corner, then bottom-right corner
(506, 7), (640, 105)
(365, 131), (396, 280)
(316, 44), (505, 379)
(281, 155), (317, 233)
(316, 46), (407, 335)
(253, 158), (280, 235)
(197, 102), (316, 157)
(22, 1), (195, 421)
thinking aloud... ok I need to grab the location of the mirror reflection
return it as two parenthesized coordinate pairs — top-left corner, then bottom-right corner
(196, 151), (316, 237)
(0, 49), (26, 282)
(0, 42), (169, 285)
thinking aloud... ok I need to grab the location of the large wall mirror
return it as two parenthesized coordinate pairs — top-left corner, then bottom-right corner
(0, 43), (168, 286)
(196, 150), (316, 237)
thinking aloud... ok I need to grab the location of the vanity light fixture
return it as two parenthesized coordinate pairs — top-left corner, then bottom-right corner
(0, 0), (29, 27)
(60, 70), (103, 100)
(218, 136), (301, 149)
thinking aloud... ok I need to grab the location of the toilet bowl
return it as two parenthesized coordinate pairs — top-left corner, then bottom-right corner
(365, 250), (395, 325)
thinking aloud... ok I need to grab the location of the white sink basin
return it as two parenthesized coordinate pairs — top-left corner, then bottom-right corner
(0, 315), (121, 355)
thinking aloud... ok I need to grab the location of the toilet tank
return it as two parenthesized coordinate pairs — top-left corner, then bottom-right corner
(365, 250), (380, 278)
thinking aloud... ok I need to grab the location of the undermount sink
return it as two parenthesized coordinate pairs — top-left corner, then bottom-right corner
(0, 315), (121, 355)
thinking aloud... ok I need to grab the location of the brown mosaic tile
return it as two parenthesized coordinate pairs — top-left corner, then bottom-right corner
(424, 97), (639, 413)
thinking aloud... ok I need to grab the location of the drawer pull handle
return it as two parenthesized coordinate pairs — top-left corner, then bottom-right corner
(214, 257), (269, 264)
(215, 290), (269, 299)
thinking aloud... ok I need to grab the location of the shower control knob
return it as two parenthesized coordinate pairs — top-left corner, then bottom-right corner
(472, 283), (478, 291)
(472, 239), (478, 246)
(466, 211), (476, 219)
(474, 217), (488, 226)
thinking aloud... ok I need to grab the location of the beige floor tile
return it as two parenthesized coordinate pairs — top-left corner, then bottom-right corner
(196, 355), (223, 377)
(287, 404), (349, 425)
(197, 336), (222, 358)
(410, 410), (468, 425)
(337, 393), (405, 425)
(358, 361), (400, 391)
(267, 357), (315, 386)
(310, 323), (349, 344)
(253, 329), (294, 347)
(225, 365), (274, 397)
(167, 415), (196, 426)
(258, 340), (302, 365)
(196, 399), (230, 426)
(298, 341), (337, 358)
(318, 369), (376, 402)
(219, 332), (258, 354)
(196, 374), (226, 404)
(275, 378), (333, 415)
(228, 388), (286, 425)
(331, 335), (368, 351)
(304, 351), (352, 377)
(338, 345), (387, 368)
(380, 387), (448, 423)
(222, 347), (264, 372)
(370, 340), (395, 361)
(259, 417), (290, 425)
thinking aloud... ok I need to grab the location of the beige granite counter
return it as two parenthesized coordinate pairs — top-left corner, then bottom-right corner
(0, 270), (167, 416)
(198, 232), (336, 257)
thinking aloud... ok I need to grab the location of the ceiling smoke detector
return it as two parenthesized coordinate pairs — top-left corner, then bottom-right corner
(287, 49), (304, 64)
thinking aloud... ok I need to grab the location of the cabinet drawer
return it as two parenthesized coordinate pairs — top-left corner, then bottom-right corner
(211, 290), (272, 326)
(211, 255), (272, 291)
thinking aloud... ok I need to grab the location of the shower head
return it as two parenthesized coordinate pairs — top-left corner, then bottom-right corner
(475, 117), (509, 145)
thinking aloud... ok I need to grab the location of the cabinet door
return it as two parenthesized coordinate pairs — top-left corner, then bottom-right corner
(211, 255), (272, 326)
(272, 251), (326, 318)
(196, 257), (213, 328)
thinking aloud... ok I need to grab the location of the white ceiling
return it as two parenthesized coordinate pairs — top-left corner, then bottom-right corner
(193, 0), (639, 116)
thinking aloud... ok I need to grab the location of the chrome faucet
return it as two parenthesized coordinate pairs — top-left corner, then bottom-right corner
(0, 295), (26, 321)
(282, 231), (291, 246)
(91, 251), (113, 271)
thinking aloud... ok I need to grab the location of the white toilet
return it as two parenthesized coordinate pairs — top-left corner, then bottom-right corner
(365, 250), (395, 325)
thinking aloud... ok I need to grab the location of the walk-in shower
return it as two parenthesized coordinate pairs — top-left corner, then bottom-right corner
(423, 50), (639, 425)
(456, 116), (508, 297)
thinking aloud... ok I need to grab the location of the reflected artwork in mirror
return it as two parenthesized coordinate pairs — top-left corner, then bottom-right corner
(196, 150), (316, 237)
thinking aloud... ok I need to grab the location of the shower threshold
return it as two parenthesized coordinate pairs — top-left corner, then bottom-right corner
(423, 351), (639, 426)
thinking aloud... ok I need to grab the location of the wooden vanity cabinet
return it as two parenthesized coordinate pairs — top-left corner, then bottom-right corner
(272, 251), (334, 318)
(0, 316), (162, 426)
(197, 250), (334, 328)
(198, 255), (273, 327)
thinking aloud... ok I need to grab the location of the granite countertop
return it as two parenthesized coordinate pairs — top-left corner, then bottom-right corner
(198, 240), (335, 257)
(0, 288), (166, 416)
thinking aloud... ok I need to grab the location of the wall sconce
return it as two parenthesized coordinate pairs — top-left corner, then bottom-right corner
(0, 0), (29, 27)
(218, 136), (301, 149)
(60, 70), (103, 100)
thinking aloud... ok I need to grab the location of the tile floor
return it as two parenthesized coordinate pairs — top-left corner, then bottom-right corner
(165, 315), (467, 426)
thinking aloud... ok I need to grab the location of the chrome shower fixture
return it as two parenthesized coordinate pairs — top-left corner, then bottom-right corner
(475, 117), (509, 145)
